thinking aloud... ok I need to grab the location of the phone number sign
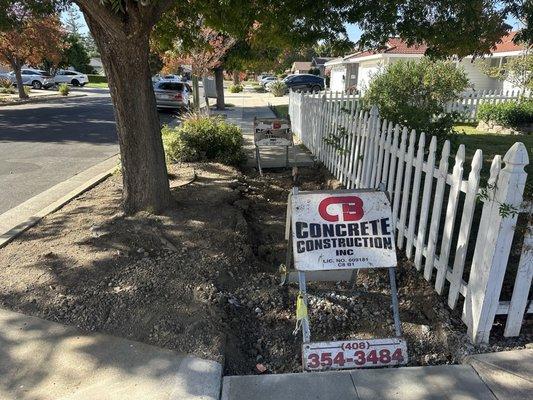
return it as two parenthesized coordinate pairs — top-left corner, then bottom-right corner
(303, 338), (408, 371)
(291, 191), (397, 271)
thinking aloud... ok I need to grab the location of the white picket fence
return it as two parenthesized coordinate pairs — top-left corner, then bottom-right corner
(289, 90), (532, 344)
(318, 89), (530, 123)
(445, 89), (531, 122)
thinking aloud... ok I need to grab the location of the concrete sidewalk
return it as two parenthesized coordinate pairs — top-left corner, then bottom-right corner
(222, 349), (533, 400)
(215, 92), (314, 169)
(0, 308), (222, 400)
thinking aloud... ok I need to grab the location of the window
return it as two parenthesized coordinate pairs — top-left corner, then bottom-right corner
(158, 82), (184, 91)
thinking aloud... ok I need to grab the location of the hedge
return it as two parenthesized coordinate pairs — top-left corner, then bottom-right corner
(477, 100), (533, 128)
(88, 74), (108, 84)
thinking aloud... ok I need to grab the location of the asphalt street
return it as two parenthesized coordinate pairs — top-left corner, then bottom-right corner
(0, 87), (181, 214)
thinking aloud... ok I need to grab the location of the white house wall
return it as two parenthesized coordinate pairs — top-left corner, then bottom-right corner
(456, 60), (500, 92)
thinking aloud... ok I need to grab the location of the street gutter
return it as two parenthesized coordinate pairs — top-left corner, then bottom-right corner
(0, 155), (119, 249)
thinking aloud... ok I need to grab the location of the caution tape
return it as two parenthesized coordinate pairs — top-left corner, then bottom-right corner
(293, 291), (308, 335)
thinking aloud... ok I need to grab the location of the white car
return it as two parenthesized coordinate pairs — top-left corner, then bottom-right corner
(54, 70), (89, 86)
(5, 69), (55, 89)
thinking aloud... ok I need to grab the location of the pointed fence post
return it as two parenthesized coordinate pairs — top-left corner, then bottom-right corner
(463, 142), (529, 344)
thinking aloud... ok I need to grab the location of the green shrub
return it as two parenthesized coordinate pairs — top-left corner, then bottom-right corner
(88, 74), (107, 84)
(477, 101), (533, 128)
(162, 113), (246, 166)
(252, 84), (265, 93)
(229, 84), (243, 93)
(23, 86), (31, 95)
(269, 81), (287, 97)
(58, 83), (70, 96)
(0, 77), (12, 89)
(364, 59), (469, 143)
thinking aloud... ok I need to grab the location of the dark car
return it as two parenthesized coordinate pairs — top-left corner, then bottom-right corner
(283, 74), (324, 92)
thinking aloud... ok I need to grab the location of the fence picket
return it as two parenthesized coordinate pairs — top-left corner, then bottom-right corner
(448, 149), (483, 309)
(435, 145), (465, 294)
(504, 206), (533, 336)
(414, 136), (437, 269)
(423, 140), (451, 281)
(406, 132), (426, 259)
(392, 127), (409, 230)
(397, 129), (416, 248)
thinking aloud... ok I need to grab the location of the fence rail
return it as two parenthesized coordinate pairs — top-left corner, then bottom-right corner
(289, 90), (532, 344)
(316, 89), (531, 123)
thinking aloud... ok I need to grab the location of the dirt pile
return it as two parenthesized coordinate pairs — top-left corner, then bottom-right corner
(0, 163), (529, 376)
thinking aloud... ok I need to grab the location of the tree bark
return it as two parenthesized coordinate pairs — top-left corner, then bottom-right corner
(192, 75), (200, 110)
(85, 20), (172, 214)
(11, 62), (27, 99)
(232, 71), (240, 85)
(214, 66), (225, 110)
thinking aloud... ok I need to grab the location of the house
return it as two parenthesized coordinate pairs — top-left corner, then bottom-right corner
(89, 57), (104, 75)
(291, 61), (313, 74)
(325, 32), (528, 94)
(311, 57), (334, 76)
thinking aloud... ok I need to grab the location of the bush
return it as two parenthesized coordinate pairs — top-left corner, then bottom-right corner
(88, 74), (107, 84)
(0, 77), (12, 89)
(252, 84), (265, 93)
(477, 101), (533, 128)
(364, 59), (469, 143)
(162, 113), (246, 166)
(229, 84), (243, 93)
(269, 81), (287, 97)
(58, 83), (70, 96)
(23, 86), (31, 95)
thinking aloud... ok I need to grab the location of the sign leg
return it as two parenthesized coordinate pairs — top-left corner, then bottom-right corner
(298, 271), (311, 343)
(388, 267), (402, 337)
(255, 145), (263, 176)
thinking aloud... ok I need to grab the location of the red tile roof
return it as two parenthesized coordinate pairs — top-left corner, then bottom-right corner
(350, 31), (524, 59)
(492, 31), (525, 53)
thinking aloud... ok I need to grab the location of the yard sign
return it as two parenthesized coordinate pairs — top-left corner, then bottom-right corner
(286, 187), (408, 371)
(291, 190), (396, 271)
(253, 117), (293, 175)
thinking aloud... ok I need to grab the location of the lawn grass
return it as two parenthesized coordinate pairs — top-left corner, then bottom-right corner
(85, 82), (109, 89)
(270, 104), (289, 119)
(454, 123), (532, 197)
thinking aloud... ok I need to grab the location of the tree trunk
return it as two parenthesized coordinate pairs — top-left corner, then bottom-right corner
(232, 71), (240, 85)
(86, 22), (172, 214)
(214, 66), (225, 110)
(192, 75), (200, 110)
(12, 62), (27, 99)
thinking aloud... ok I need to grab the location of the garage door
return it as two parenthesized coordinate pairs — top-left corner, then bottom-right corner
(329, 68), (345, 92)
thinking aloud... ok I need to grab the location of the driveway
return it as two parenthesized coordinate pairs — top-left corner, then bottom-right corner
(0, 87), (181, 214)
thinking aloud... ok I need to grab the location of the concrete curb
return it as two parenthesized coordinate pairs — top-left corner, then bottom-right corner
(0, 155), (119, 249)
(0, 93), (87, 107)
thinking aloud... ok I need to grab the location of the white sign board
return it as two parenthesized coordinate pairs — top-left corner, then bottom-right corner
(291, 190), (396, 271)
(254, 118), (292, 147)
(303, 338), (408, 371)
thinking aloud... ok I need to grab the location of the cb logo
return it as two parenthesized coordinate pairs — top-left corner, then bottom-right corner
(318, 196), (364, 222)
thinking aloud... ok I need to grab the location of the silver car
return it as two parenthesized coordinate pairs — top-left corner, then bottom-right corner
(154, 80), (191, 110)
(8, 69), (55, 89)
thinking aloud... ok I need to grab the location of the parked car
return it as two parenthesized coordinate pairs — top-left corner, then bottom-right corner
(54, 70), (89, 86)
(257, 74), (274, 82)
(154, 80), (191, 110)
(260, 76), (278, 87)
(7, 69), (55, 89)
(282, 74), (324, 93)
